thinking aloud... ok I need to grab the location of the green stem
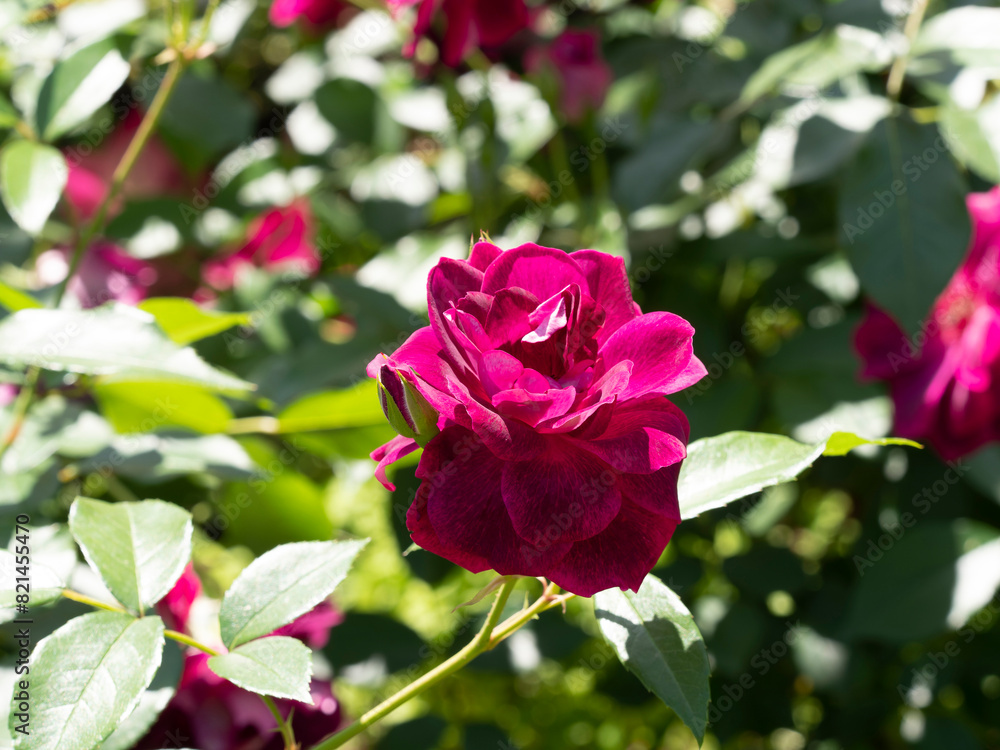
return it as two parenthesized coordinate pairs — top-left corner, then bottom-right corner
(488, 583), (568, 647)
(61, 589), (127, 614)
(0, 366), (41, 464)
(886, 0), (929, 101)
(310, 577), (523, 750)
(227, 416), (281, 435)
(63, 589), (132, 615)
(262, 696), (298, 750)
(163, 628), (219, 655)
(163, 629), (296, 747)
(54, 54), (186, 307)
(549, 129), (582, 209)
(104, 473), (140, 502)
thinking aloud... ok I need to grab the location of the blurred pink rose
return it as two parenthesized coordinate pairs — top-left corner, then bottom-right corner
(525, 28), (613, 123)
(137, 566), (343, 750)
(203, 200), (320, 290)
(35, 242), (158, 308)
(391, 0), (530, 67)
(0, 385), (18, 407)
(269, 0), (350, 29)
(63, 109), (188, 221)
(855, 186), (1000, 460)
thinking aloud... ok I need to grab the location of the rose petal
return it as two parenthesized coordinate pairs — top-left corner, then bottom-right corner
(485, 287), (540, 350)
(571, 396), (688, 474)
(501, 439), (621, 544)
(855, 303), (911, 380)
(411, 427), (571, 574)
(479, 349), (524, 396)
(615, 462), (683, 518)
(468, 241), (503, 272)
(428, 258), (485, 374)
(597, 312), (706, 399)
(571, 250), (638, 342)
(371, 435), (419, 491)
(481, 243), (588, 302)
(494, 386), (576, 427)
(546, 500), (679, 597)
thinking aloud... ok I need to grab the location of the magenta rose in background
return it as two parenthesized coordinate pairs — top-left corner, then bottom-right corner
(35, 242), (158, 308)
(136, 565), (342, 750)
(203, 199), (320, 290)
(525, 28), (613, 123)
(369, 242), (706, 597)
(855, 186), (1000, 460)
(390, 0), (530, 67)
(63, 109), (189, 221)
(269, 0), (350, 30)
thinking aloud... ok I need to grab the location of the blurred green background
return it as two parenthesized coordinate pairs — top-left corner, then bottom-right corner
(2, 0), (1000, 748)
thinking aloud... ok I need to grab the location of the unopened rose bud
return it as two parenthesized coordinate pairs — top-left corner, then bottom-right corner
(377, 364), (440, 446)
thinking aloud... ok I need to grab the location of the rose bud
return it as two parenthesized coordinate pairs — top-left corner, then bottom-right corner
(377, 363), (441, 447)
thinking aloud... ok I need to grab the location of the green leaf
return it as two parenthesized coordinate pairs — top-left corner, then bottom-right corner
(11, 612), (165, 750)
(0, 280), (42, 312)
(0, 550), (64, 608)
(158, 69), (257, 172)
(69, 497), (193, 612)
(0, 140), (67, 236)
(0, 304), (254, 392)
(939, 99), (1000, 184)
(208, 636), (313, 703)
(81, 432), (255, 481)
(679, 431), (921, 519)
(94, 380), (234, 434)
(845, 520), (1000, 643)
(840, 118), (970, 334)
(315, 78), (380, 145)
(276, 380), (388, 433)
(752, 96), (891, 190)
(594, 575), (710, 743)
(741, 25), (891, 103)
(678, 432), (825, 520)
(35, 37), (131, 141)
(219, 539), (368, 648)
(137, 298), (251, 346)
(0, 92), (20, 129)
(822, 431), (921, 456)
(913, 6), (1000, 66)
(98, 633), (184, 750)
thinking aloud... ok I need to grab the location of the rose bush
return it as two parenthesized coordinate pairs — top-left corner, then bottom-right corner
(203, 199), (320, 290)
(856, 186), (1000, 460)
(390, 0), (530, 67)
(135, 566), (343, 750)
(525, 28), (613, 124)
(369, 241), (706, 596)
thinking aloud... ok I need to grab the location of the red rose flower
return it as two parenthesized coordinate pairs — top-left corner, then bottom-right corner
(855, 186), (1000, 459)
(525, 28), (613, 123)
(35, 242), (158, 308)
(269, 0), (350, 30)
(202, 199), (320, 290)
(369, 242), (706, 597)
(390, 0), (530, 67)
